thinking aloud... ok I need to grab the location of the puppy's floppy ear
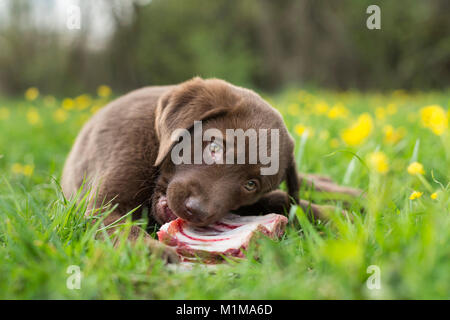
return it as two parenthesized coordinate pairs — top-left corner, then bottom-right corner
(154, 77), (238, 166)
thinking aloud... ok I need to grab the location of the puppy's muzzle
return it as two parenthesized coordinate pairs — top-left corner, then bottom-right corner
(183, 196), (216, 225)
(166, 179), (225, 226)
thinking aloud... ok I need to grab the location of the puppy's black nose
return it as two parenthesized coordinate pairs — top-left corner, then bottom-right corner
(184, 197), (209, 223)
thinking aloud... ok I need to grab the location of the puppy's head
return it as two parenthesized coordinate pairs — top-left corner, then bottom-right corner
(153, 77), (299, 226)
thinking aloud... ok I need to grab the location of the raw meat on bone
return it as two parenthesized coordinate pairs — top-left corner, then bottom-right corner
(157, 213), (288, 263)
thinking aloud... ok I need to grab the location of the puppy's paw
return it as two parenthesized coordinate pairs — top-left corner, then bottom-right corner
(146, 238), (180, 264)
(159, 245), (180, 264)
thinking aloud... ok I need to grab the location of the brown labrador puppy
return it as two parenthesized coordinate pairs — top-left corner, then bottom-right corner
(61, 77), (360, 262)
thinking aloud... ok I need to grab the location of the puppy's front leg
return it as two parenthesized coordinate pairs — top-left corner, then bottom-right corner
(233, 190), (349, 223)
(232, 190), (291, 216)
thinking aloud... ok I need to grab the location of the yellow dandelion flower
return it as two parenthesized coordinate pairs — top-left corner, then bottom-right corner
(430, 192), (438, 200)
(409, 191), (423, 200)
(314, 101), (329, 115)
(420, 105), (448, 136)
(26, 108), (41, 125)
(295, 124), (306, 135)
(75, 94), (92, 110)
(43, 95), (56, 107)
(367, 151), (389, 174)
(407, 162), (425, 175)
(53, 108), (68, 123)
(294, 124), (314, 137)
(386, 103), (398, 115)
(329, 138), (340, 148)
(287, 103), (300, 116)
(25, 87), (39, 101)
(11, 163), (34, 176)
(375, 107), (386, 120)
(62, 98), (75, 111)
(341, 113), (373, 146)
(0, 107), (10, 120)
(97, 85), (112, 98)
(383, 125), (394, 141)
(22, 164), (34, 176)
(327, 103), (349, 119)
(12, 163), (23, 174)
(383, 125), (405, 144)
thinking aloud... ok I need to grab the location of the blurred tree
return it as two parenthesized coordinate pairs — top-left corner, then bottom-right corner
(105, 0), (258, 91)
(0, 0), (449, 96)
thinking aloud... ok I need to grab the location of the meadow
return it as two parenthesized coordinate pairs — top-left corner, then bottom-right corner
(0, 86), (448, 299)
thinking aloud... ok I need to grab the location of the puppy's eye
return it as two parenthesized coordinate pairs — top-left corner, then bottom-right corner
(244, 180), (258, 192)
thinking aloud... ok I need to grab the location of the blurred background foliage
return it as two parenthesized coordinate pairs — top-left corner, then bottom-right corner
(0, 0), (449, 97)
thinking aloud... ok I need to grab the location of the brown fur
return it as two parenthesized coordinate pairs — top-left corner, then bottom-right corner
(62, 77), (300, 263)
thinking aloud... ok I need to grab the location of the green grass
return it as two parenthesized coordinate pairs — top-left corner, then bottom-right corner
(0, 88), (449, 299)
